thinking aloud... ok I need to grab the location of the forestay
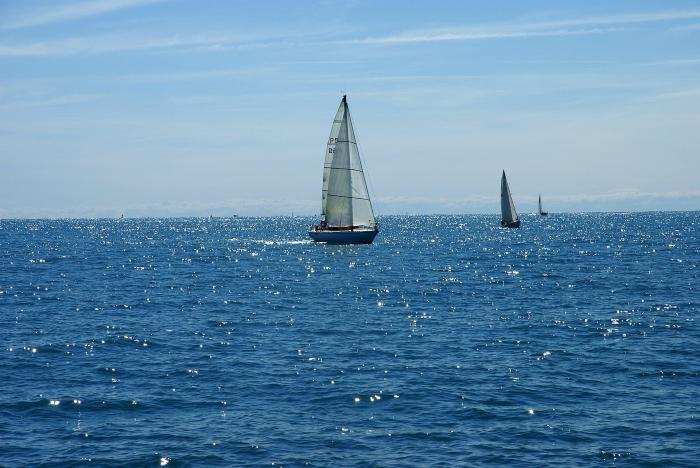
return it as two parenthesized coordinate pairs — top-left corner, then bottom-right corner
(324, 97), (376, 228)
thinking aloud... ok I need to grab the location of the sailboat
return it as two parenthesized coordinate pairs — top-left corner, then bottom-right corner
(309, 95), (379, 244)
(538, 194), (548, 216)
(500, 170), (521, 228)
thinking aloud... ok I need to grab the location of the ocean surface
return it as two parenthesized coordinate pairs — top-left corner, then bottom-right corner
(1, 213), (699, 467)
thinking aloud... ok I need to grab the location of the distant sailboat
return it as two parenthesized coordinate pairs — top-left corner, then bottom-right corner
(538, 194), (548, 216)
(500, 170), (521, 228)
(309, 95), (379, 244)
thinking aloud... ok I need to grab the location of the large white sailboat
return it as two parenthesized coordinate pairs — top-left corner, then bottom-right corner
(309, 95), (379, 244)
(500, 170), (521, 228)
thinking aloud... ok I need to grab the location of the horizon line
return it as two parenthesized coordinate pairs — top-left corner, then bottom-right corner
(2, 208), (699, 221)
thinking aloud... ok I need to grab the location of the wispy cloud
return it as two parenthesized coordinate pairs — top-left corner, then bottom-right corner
(644, 87), (700, 101)
(354, 27), (623, 45)
(4, 7), (700, 56)
(637, 58), (700, 66)
(528, 8), (700, 29)
(669, 22), (700, 32)
(116, 67), (278, 83)
(354, 8), (700, 45)
(0, 0), (165, 30)
(0, 93), (104, 110)
(0, 31), (280, 57)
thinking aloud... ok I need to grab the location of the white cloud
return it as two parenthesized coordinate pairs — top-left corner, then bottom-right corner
(0, 0), (166, 30)
(354, 27), (624, 45)
(353, 8), (700, 46)
(0, 31), (276, 57)
(0, 94), (103, 110)
(668, 22), (700, 32)
(644, 87), (700, 101)
(3, 7), (700, 57)
(115, 67), (278, 83)
(527, 8), (700, 29)
(637, 58), (700, 66)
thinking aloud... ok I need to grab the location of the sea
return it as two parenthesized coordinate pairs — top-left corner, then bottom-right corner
(1, 212), (698, 467)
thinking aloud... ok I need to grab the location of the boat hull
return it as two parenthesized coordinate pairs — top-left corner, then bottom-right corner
(501, 220), (521, 228)
(309, 228), (378, 244)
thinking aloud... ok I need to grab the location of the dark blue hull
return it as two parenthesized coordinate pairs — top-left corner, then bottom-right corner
(501, 220), (521, 228)
(308, 229), (378, 244)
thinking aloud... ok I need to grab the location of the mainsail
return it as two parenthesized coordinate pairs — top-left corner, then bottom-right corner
(538, 194), (543, 215)
(321, 103), (345, 216)
(501, 171), (519, 225)
(324, 96), (376, 228)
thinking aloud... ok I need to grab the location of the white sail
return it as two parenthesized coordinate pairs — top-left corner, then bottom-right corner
(324, 96), (376, 228)
(501, 171), (519, 224)
(321, 102), (345, 216)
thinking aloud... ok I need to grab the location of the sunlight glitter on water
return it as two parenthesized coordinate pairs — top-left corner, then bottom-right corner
(1, 214), (698, 466)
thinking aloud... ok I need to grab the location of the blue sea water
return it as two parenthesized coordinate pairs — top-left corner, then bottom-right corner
(1, 213), (699, 466)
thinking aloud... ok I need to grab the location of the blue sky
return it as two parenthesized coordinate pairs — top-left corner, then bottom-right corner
(1, 0), (699, 217)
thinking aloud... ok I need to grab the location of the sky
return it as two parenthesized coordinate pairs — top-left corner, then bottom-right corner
(1, 0), (699, 218)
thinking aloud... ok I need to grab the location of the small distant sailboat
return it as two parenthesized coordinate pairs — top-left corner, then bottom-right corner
(500, 170), (521, 228)
(538, 194), (548, 216)
(309, 95), (379, 244)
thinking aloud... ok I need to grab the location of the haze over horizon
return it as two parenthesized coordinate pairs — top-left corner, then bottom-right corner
(1, 0), (699, 218)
